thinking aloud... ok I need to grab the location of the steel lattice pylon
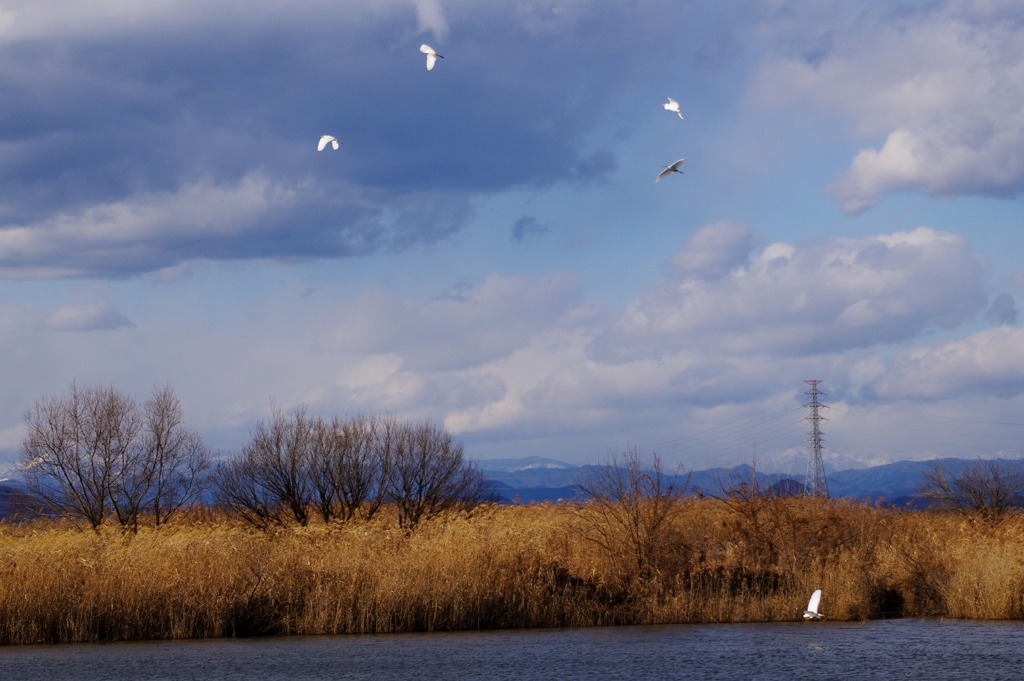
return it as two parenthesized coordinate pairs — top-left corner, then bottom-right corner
(803, 380), (829, 498)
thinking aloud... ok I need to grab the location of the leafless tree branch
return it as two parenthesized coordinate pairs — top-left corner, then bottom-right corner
(919, 459), (1024, 524)
(574, 448), (689, 580)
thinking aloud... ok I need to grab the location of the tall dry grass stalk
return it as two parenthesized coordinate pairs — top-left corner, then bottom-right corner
(2, 499), (1024, 644)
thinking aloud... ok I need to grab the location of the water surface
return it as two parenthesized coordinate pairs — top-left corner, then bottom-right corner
(2, 619), (1022, 680)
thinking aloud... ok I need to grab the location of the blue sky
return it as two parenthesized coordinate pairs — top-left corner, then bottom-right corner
(1, 0), (1024, 472)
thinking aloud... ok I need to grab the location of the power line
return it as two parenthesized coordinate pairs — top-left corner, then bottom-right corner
(640, 396), (800, 451)
(658, 415), (807, 459)
(663, 420), (809, 470)
(669, 432), (810, 476)
(654, 412), (805, 459)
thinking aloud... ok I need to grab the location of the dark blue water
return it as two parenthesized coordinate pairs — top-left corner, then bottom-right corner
(1, 620), (1022, 680)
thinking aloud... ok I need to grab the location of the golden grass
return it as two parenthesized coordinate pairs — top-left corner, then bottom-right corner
(1, 498), (1023, 644)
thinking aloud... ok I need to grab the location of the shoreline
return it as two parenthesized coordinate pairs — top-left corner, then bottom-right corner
(2, 617), (1021, 650)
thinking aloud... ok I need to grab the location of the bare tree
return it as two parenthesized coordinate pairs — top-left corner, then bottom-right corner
(337, 415), (387, 521)
(217, 411), (485, 529)
(218, 406), (314, 526)
(215, 457), (283, 529)
(718, 464), (788, 568)
(307, 417), (339, 523)
(20, 383), (211, 531)
(383, 419), (488, 530)
(574, 448), (689, 580)
(919, 458), (1024, 523)
(20, 383), (112, 529)
(309, 415), (386, 522)
(367, 415), (398, 521)
(99, 388), (147, 531)
(142, 386), (212, 526)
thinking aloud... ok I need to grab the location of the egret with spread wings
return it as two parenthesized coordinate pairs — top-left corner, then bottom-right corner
(803, 589), (823, 620)
(656, 158), (686, 182)
(317, 135), (341, 151)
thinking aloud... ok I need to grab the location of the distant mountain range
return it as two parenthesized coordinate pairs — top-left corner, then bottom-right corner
(479, 457), (986, 505)
(0, 481), (43, 519)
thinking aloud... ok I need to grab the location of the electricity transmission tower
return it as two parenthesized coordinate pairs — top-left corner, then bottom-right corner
(803, 380), (829, 498)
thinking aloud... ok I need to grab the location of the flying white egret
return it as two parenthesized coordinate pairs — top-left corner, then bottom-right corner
(655, 158), (686, 182)
(317, 135), (341, 151)
(663, 97), (684, 119)
(803, 589), (823, 620)
(420, 44), (444, 71)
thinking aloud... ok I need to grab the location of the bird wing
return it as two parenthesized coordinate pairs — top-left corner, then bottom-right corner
(657, 158), (687, 181)
(667, 97), (678, 108)
(807, 589), (821, 614)
(317, 135), (332, 152)
(426, 53), (436, 70)
(420, 44), (435, 55)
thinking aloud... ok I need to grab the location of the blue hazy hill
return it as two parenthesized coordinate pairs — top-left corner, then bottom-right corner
(479, 457), (1005, 504)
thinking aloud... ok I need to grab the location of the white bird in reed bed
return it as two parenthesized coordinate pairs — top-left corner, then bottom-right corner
(803, 589), (823, 620)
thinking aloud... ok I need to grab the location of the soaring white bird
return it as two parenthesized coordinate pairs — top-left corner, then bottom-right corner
(803, 589), (823, 620)
(420, 44), (444, 71)
(318, 135), (341, 151)
(655, 158), (686, 182)
(663, 97), (684, 119)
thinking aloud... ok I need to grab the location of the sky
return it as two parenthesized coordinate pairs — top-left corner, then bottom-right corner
(1, 0), (1024, 473)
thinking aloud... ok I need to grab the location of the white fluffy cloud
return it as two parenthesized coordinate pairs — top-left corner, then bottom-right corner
(44, 301), (133, 331)
(597, 226), (986, 359)
(755, 1), (1024, 212)
(303, 225), (1004, 461)
(0, 173), (474, 277)
(667, 221), (755, 279)
(871, 325), (1024, 401)
(0, 174), (292, 277)
(0, 0), (443, 43)
(322, 273), (590, 372)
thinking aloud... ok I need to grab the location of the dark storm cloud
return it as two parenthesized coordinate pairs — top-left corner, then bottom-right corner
(0, 0), (710, 277)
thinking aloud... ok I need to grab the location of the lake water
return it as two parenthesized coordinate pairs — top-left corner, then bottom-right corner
(1, 619), (1023, 680)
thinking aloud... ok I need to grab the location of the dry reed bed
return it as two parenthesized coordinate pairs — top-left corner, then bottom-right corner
(1, 499), (1024, 644)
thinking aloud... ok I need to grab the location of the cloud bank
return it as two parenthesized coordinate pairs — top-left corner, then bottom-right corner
(755, 1), (1024, 212)
(306, 225), (1004, 456)
(0, 223), (1017, 466)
